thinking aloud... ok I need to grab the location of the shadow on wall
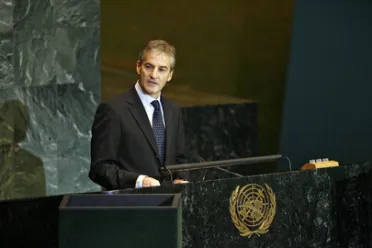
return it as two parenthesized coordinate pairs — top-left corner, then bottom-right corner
(0, 100), (46, 200)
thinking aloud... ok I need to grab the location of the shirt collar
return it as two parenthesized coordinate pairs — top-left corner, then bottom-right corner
(135, 81), (161, 107)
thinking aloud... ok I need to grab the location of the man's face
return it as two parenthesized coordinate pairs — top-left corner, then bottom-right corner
(136, 50), (173, 98)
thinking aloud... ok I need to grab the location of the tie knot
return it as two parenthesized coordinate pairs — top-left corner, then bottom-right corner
(151, 100), (161, 110)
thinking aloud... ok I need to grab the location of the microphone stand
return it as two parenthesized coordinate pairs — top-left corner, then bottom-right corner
(162, 154), (283, 172)
(204, 166), (243, 180)
(191, 155), (244, 180)
(159, 154), (292, 182)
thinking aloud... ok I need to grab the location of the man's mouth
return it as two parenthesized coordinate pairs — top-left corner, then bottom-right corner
(148, 80), (158, 85)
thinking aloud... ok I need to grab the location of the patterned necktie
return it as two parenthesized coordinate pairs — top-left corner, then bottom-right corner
(151, 100), (165, 164)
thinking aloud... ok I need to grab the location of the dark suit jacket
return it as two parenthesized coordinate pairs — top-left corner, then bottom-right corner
(89, 86), (188, 190)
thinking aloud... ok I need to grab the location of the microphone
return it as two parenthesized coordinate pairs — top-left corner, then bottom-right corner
(159, 164), (174, 183)
(283, 155), (292, 171)
(213, 167), (244, 178)
(190, 155), (244, 180)
(166, 154), (283, 171)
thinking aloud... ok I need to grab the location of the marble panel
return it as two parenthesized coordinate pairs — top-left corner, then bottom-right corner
(0, 0), (14, 34)
(182, 102), (258, 180)
(55, 83), (100, 194)
(0, 85), (60, 199)
(13, 27), (100, 87)
(13, 0), (54, 30)
(0, 0), (14, 90)
(53, 0), (100, 28)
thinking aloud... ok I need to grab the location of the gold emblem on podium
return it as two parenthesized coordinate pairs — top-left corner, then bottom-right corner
(229, 184), (276, 237)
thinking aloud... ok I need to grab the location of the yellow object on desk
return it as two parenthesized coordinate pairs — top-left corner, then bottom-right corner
(301, 158), (339, 170)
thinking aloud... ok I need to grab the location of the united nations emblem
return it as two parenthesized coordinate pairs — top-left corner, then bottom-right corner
(229, 183), (276, 237)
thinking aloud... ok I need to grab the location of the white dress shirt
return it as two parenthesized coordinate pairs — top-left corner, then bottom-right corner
(134, 81), (165, 188)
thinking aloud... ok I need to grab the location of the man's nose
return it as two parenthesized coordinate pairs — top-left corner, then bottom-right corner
(150, 69), (158, 78)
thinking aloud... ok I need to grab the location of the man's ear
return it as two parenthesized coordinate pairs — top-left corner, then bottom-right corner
(136, 60), (141, 75)
(167, 70), (174, 82)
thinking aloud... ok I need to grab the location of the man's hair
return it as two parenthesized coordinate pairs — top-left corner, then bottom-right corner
(138, 40), (176, 70)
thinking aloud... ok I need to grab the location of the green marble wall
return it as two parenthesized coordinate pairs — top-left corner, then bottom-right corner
(101, 0), (295, 156)
(0, 0), (101, 200)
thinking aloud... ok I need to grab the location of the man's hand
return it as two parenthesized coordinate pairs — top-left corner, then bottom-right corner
(173, 179), (189, 184)
(142, 176), (161, 187)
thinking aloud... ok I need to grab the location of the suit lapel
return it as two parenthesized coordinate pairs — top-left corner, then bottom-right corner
(127, 87), (159, 158)
(162, 98), (173, 165)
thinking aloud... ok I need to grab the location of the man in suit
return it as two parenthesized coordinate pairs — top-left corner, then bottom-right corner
(89, 40), (188, 190)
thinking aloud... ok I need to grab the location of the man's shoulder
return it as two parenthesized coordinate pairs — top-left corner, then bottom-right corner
(101, 88), (134, 110)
